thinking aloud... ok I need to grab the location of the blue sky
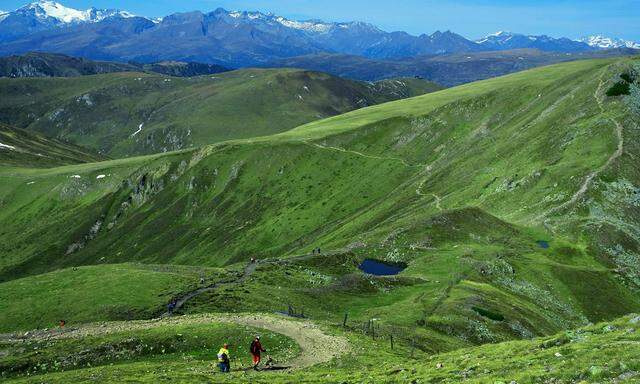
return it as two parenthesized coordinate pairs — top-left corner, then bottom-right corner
(3, 0), (639, 40)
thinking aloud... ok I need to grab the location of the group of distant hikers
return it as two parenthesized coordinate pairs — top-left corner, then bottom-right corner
(217, 336), (269, 373)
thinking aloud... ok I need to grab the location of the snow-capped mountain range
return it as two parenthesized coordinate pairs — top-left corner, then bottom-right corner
(10, 0), (134, 23)
(578, 35), (640, 50)
(0, 1), (637, 68)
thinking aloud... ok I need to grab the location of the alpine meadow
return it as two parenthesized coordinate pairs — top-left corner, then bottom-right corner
(0, 1), (640, 383)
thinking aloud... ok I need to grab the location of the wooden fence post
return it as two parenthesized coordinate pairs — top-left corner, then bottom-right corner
(390, 334), (394, 350)
(343, 313), (348, 327)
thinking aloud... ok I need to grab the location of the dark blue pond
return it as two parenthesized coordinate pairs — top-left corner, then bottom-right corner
(358, 259), (406, 276)
(537, 240), (550, 249)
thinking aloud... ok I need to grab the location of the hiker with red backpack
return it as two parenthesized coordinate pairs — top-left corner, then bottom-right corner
(250, 336), (266, 370)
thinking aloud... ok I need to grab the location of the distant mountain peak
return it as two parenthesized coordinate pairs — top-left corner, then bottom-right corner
(579, 35), (640, 49)
(212, 7), (380, 34)
(14, 0), (137, 24)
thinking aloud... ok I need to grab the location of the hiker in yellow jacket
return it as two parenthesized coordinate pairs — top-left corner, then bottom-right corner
(217, 343), (230, 373)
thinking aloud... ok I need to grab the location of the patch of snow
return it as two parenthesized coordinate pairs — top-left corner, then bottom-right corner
(132, 123), (144, 137)
(27, 181), (36, 185)
(275, 17), (332, 33)
(70, 175), (81, 179)
(34, 1), (88, 23)
(0, 142), (16, 150)
(96, 174), (106, 179)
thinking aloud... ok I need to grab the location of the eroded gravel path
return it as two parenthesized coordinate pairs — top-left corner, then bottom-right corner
(1, 313), (350, 370)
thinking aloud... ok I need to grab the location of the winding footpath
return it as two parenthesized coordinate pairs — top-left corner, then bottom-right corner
(537, 72), (625, 221)
(167, 250), (349, 316)
(303, 141), (418, 168)
(1, 314), (350, 370)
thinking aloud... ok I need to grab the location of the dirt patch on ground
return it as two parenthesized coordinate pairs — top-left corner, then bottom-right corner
(218, 314), (350, 368)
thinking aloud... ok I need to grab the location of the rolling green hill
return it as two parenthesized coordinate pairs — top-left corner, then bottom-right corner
(1, 56), (639, 382)
(0, 123), (103, 167)
(0, 68), (442, 158)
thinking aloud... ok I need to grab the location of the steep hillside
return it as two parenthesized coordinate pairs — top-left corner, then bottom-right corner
(1, 57), (639, 356)
(0, 122), (102, 167)
(0, 68), (442, 157)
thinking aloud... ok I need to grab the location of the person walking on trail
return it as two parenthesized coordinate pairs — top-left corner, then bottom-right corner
(250, 336), (266, 370)
(218, 343), (231, 373)
(167, 300), (177, 315)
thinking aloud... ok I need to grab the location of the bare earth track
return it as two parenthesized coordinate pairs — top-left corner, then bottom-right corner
(537, 70), (625, 222)
(0, 314), (350, 370)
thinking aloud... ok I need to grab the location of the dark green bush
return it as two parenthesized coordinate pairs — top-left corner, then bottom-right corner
(620, 73), (635, 83)
(606, 81), (631, 97)
(472, 306), (505, 321)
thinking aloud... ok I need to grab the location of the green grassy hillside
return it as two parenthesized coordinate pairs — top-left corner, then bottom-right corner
(0, 68), (441, 158)
(0, 123), (103, 167)
(0, 264), (231, 333)
(2, 314), (638, 383)
(1, 57), (639, 381)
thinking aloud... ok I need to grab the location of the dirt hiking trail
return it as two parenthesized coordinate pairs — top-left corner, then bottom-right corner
(1, 313), (350, 370)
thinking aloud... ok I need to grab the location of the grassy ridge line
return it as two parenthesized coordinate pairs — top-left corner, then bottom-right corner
(0, 59), (613, 173)
(0, 68), (442, 158)
(0, 149), (191, 177)
(274, 58), (615, 141)
(0, 123), (104, 167)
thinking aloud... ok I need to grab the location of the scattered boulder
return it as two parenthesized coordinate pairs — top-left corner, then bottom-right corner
(589, 365), (603, 377)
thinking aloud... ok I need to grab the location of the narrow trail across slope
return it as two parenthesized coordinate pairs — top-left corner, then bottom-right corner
(303, 141), (418, 168)
(537, 71), (625, 221)
(1, 314), (350, 370)
(166, 250), (349, 316)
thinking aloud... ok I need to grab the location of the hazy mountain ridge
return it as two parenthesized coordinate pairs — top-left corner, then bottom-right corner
(0, 1), (637, 68)
(0, 52), (229, 78)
